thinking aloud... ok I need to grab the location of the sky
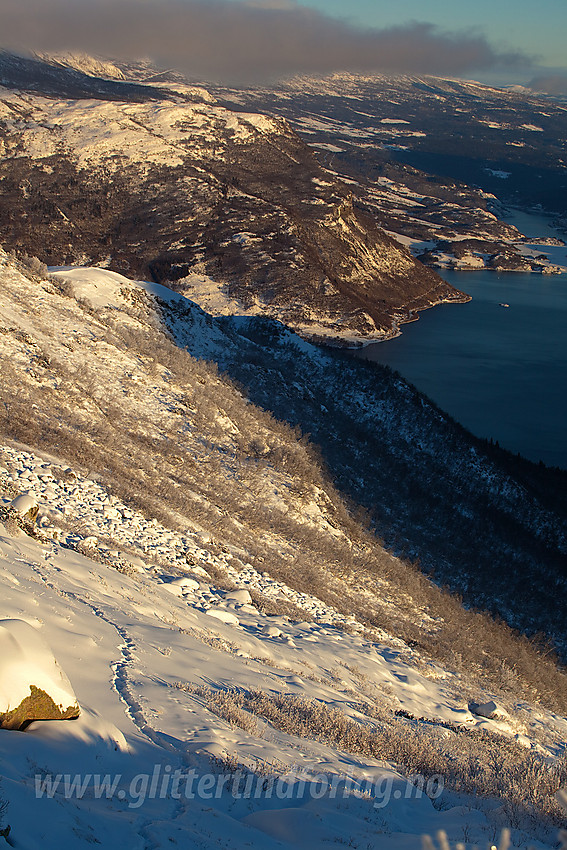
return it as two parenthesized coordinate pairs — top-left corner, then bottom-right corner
(0, 0), (565, 88)
(280, 0), (567, 72)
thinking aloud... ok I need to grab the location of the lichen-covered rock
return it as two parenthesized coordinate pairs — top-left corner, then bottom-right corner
(0, 619), (80, 730)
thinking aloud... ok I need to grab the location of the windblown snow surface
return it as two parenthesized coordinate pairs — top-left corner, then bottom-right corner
(1, 449), (566, 850)
(0, 263), (566, 849)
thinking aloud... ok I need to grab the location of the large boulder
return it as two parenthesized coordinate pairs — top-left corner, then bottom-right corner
(468, 699), (509, 721)
(9, 495), (39, 523)
(224, 589), (252, 605)
(0, 620), (80, 730)
(0, 494), (39, 537)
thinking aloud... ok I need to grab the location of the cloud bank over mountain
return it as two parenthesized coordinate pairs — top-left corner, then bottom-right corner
(0, 0), (530, 82)
(528, 72), (567, 96)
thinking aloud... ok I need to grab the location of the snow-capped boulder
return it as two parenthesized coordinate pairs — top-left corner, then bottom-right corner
(0, 494), (40, 536)
(162, 576), (200, 596)
(188, 566), (210, 579)
(9, 494), (38, 523)
(169, 577), (200, 591)
(224, 589), (252, 605)
(163, 583), (185, 597)
(0, 619), (80, 730)
(468, 699), (507, 720)
(206, 608), (239, 626)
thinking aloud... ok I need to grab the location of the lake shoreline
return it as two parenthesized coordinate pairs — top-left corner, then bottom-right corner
(354, 263), (567, 469)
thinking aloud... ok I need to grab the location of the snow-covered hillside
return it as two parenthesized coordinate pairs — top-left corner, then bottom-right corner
(1, 253), (565, 652)
(1, 255), (567, 848)
(1, 446), (567, 850)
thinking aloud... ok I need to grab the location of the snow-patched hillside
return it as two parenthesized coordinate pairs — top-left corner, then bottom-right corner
(0, 255), (567, 848)
(0, 56), (466, 345)
(1, 447), (567, 850)
(0, 84), (276, 172)
(215, 73), (567, 274)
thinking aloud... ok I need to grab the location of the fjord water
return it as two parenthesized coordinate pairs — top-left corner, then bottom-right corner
(357, 269), (567, 469)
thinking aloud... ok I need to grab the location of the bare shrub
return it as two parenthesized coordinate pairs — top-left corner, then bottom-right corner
(189, 685), (567, 829)
(0, 781), (9, 840)
(184, 685), (260, 735)
(422, 829), (513, 850)
(247, 589), (315, 622)
(19, 254), (48, 279)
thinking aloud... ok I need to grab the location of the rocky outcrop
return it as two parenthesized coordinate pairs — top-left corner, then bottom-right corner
(0, 684), (79, 730)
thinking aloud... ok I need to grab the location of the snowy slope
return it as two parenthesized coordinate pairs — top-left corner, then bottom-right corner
(0, 258), (567, 848)
(1, 448), (567, 850)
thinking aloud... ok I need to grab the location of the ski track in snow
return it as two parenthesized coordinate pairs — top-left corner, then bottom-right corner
(34, 551), (158, 748)
(28, 548), (165, 751)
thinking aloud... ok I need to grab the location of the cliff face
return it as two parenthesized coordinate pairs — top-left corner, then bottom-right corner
(0, 54), (466, 343)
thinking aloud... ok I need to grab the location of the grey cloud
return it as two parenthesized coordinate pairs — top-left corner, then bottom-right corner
(0, 0), (531, 83)
(528, 73), (567, 96)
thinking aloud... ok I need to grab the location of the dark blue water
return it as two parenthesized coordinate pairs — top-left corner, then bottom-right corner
(356, 269), (567, 469)
(499, 208), (559, 239)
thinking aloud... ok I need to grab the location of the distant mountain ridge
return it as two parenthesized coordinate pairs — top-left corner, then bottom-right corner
(216, 71), (567, 215)
(0, 49), (171, 101)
